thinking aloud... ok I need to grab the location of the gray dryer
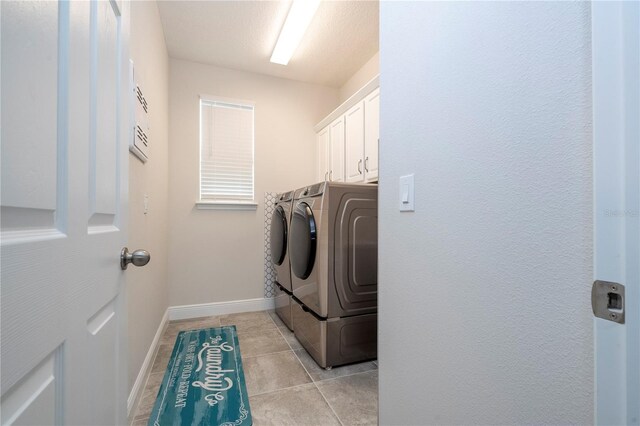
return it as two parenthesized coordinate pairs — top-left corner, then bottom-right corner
(289, 182), (378, 368)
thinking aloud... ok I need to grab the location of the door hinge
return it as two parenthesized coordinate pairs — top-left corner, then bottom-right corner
(592, 280), (625, 324)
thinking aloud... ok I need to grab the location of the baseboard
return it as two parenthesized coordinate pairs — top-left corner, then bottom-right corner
(127, 297), (274, 417)
(168, 297), (275, 321)
(127, 309), (169, 418)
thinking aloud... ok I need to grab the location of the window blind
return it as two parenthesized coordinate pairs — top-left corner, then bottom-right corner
(200, 99), (254, 202)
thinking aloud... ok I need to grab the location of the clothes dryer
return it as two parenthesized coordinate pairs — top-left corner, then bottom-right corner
(289, 182), (378, 368)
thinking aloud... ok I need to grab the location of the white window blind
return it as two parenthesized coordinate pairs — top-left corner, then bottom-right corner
(200, 98), (254, 202)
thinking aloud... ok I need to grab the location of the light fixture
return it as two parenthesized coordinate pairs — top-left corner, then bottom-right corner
(270, 0), (321, 65)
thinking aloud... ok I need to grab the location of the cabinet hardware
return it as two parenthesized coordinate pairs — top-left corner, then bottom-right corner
(357, 159), (362, 174)
(329, 170), (333, 181)
(365, 157), (369, 172)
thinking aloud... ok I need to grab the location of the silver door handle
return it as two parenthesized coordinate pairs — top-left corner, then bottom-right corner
(121, 247), (150, 270)
(324, 171), (328, 181)
(364, 157), (369, 172)
(329, 170), (333, 181)
(357, 159), (362, 174)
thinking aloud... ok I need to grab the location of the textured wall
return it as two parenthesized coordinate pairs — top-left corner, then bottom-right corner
(128, 1), (169, 395)
(168, 59), (338, 306)
(378, 2), (593, 424)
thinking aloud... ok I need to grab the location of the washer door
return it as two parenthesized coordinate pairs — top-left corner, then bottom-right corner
(270, 205), (287, 266)
(290, 202), (317, 280)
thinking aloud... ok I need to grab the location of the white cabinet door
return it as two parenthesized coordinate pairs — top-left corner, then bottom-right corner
(364, 88), (380, 182)
(1, 1), (130, 424)
(317, 126), (330, 182)
(329, 117), (345, 182)
(345, 102), (365, 182)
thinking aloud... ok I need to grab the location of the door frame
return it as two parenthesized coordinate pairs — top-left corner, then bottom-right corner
(592, 2), (639, 425)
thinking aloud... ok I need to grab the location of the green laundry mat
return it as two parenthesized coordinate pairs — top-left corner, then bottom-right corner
(148, 326), (252, 426)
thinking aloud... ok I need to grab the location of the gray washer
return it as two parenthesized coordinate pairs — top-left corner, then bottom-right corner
(270, 190), (294, 330)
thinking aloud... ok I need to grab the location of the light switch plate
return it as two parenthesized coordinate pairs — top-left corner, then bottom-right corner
(399, 174), (415, 212)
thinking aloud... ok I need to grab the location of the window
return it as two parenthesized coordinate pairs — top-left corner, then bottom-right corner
(198, 96), (255, 209)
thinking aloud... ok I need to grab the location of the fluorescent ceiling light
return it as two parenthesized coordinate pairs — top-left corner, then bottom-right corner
(270, 0), (321, 65)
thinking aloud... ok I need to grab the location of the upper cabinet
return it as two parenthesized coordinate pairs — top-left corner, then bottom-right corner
(363, 88), (379, 182)
(345, 88), (379, 183)
(316, 115), (345, 182)
(345, 101), (365, 182)
(317, 126), (330, 181)
(329, 117), (345, 182)
(315, 77), (379, 184)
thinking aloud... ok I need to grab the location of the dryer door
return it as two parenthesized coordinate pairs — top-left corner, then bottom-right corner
(290, 202), (317, 280)
(270, 205), (287, 266)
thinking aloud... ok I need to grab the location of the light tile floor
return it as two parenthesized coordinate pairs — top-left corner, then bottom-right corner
(131, 310), (378, 426)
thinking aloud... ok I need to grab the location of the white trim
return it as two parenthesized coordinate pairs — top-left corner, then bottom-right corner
(195, 201), (258, 211)
(199, 93), (255, 107)
(593, 2), (640, 425)
(314, 75), (379, 132)
(168, 297), (275, 321)
(127, 309), (169, 418)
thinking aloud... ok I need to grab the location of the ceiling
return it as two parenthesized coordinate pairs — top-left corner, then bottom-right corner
(156, 1), (379, 88)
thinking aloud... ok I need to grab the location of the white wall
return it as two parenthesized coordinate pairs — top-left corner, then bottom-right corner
(379, 2), (593, 424)
(338, 51), (379, 104)
(168, 59), (338, 306)
(128, 0), (169, 395)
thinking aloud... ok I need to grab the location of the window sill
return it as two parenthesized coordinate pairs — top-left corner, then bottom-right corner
(195, 201), (258, 211)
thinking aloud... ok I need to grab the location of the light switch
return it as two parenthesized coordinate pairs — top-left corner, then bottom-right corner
(399, 174), (414, 212)
(401, 185), (410, 203)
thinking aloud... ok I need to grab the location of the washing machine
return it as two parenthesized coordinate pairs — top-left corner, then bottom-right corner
(270, 190), (294, 330)
(289, 181), (378, 368)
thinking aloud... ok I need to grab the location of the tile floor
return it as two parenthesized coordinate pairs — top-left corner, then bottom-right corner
(131, 310), (378, 426)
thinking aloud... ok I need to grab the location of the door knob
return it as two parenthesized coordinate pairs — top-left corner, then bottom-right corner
(120, 247), (150, 270)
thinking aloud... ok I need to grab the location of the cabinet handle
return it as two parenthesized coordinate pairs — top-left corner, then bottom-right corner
(365, 157), (369, 172)
(329, 170), (333, 181)
(357, 159), (362, 174)
(324, 171), (328, 181)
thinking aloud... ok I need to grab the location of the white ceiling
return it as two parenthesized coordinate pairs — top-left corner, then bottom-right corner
(156, 1), (379, 88)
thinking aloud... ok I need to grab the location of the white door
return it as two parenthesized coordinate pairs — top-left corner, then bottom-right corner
(363, 88), (380, 182)
(593, 2), (639, 425)
(329, 117), (345, 182)
(345, 102), (365, 183)
(317, 126), (329, 182)
(1, 1), (131, 425)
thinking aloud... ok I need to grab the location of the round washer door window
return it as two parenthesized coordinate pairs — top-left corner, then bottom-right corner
(270, 205), (287, 266)
(290, 202), (317, 279)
